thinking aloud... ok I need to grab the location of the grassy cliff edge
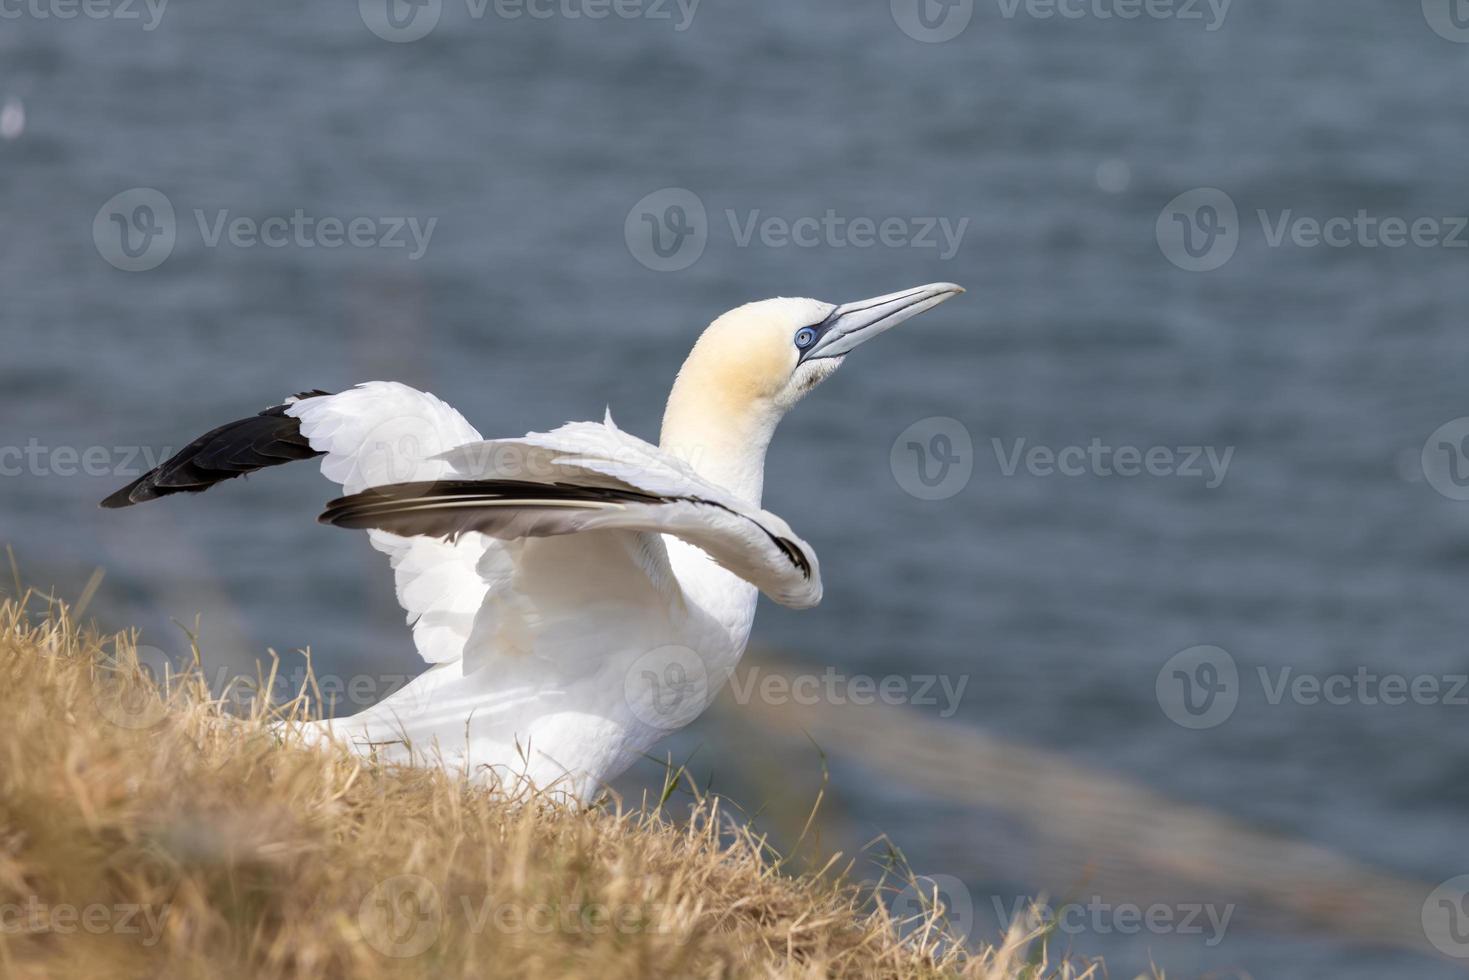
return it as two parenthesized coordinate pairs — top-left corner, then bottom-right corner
(0, 592), (1097, 979)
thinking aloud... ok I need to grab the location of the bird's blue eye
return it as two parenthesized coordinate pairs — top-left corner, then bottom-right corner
(794, 327), (817, 349)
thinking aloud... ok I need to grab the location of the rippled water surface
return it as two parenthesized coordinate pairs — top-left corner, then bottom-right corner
(3, 2), (1468, 975)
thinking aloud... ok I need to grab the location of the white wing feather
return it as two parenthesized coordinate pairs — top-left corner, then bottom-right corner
(346, 414), (823, 609)
(287, 383), (496, 665)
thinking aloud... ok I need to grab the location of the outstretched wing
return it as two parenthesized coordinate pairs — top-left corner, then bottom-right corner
(317, 423), (823, 610)
(102, 381), (499, 666)
(104, 385), (823, 670)
(283, 383), (503, 665)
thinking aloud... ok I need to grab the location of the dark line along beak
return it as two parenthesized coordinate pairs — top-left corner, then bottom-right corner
(799, 282), (965, 362)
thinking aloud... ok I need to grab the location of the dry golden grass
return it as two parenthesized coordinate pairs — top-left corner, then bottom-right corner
(0, 591), (1102, 980)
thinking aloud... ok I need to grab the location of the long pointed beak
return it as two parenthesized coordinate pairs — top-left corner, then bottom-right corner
(800, 282), (965, 362)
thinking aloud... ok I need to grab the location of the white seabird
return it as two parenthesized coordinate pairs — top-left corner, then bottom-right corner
(103, 283), (965, 801)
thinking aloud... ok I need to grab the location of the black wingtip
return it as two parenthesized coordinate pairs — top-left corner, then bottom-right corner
(99, 391), (333, 512)
(100, 481), (147, 509)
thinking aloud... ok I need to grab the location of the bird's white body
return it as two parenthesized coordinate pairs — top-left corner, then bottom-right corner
(283, 372), (802, 802)
(309, 528), (758, 803)
(105, 284), (963, 803)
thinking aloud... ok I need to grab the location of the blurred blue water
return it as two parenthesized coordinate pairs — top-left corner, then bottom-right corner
(3, 1), (1468, 975)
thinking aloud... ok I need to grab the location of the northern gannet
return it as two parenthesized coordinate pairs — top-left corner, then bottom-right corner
(102, 283), (965, 801)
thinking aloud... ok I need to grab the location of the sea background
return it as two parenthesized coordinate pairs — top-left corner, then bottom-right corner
(3, 1), (1469, 975)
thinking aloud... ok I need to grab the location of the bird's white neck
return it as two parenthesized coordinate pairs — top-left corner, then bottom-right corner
(659, 369), (781, 507)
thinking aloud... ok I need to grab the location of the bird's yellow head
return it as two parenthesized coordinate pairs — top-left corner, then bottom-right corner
(660, 283), (964, 500)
